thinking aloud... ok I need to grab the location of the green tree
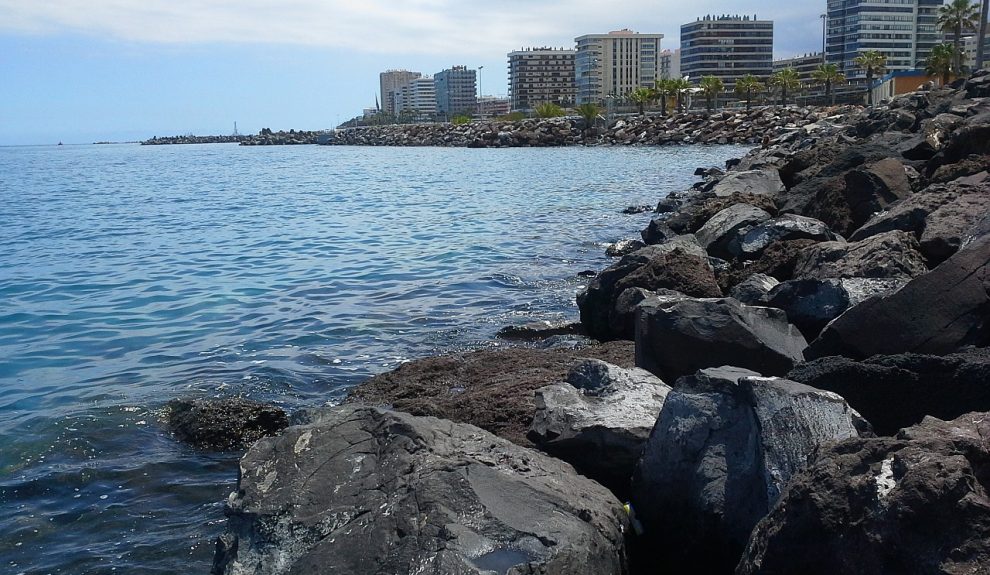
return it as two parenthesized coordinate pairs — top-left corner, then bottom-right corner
(670, 77), (692, 113)
(811, 63), (845, 106)
(652, 78), (674, 115)
(938, 0), (981, 74)
(627, 87), (654, 115)
(926, 43), (958, 86)
(698, 76), (725, 113)
(573, 103), (601, 134)
(734, 74), (764, 111)
(769, 68), (802, 106)
(854, 50), (887, 106)
(451, 114), (472, 125)
(534, 102), (566, 118)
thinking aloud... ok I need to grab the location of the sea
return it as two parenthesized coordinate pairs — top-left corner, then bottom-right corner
(0, 142), (750, 574)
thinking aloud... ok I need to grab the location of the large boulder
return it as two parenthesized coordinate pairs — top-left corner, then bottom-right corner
(788, 348), (990, 435)
(631, 367), (863, 573)
(729, 273), (779, 305)
(664, 192), (778, 235)
(766, 277), (908, 339)
(738, 214), (839, 260)
(577, 239), (721, 341)
(792, 230), (929, 280)
(737, 412), (990, 575)
(696, 203), (773, 259)
(806, 235), (990, 359)
(635, 296), (808, 382)
(710, 169), (786, 197)
(842, 157), (913, 231)
(213, 406), (629, 575)
(166, 397), (288, 451)
(528, 359), (671, 494)
(346, 340), (635, 447)
(850, 180), (990, 266)
(718, 239), (820, 291)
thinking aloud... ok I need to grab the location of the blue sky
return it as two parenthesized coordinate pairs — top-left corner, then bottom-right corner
(0, 1), (826, 145)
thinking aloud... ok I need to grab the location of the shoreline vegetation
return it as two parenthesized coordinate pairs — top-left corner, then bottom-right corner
(188, 72), (990, 574)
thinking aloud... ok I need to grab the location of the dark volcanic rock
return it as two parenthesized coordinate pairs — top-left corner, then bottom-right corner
(635, 297), (808, 382)
(631, 367), (862, 573)
(213, 406), (629, 575)
(496, 321), (583, 341)
(788, 348), (990, 435)
(738, 214), (839, 260)
(709, 169), (786, 197)
(842, 157), (912, 230)
(729, 273), (779, 305)
(166, 397), (288, 451)
(792, 230), (929, 280)
(640, 218), (676, 245)
(695, 203), (773, 260)
(528, 359), (670, 494)
(806, 235), (990, 359)
(719, 239), (820, 291)
(766, 277), (907, 340)
(622, 205), (652, 214)
(664, 193), (778, 235)
(345, 340), (635, 447)
(737, 412), (990, 575)
(577, 239), (721, 341)
(605, 239), (646, 257)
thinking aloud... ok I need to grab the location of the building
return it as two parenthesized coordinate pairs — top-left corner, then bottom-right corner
(380, 70), (422, 116)
(477, 95), (511, 117)
(963, 34), (990, 70)
(680, 14), (773, 90)
(394, 77), (437, 120)
(826, 0), (942, 79)
(434, 66), (477, 119)
(869, 69), (934, 103)
(773, 53), (826, 84)
(660, 48), (682, 80)
(574, 30), (664, 104)
(507, 48), (576, 112)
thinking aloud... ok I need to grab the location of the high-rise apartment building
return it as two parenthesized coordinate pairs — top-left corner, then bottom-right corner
(575, 30), (664, 104)
(380, 70), (422, 116)
(660, 48), (682, 80)
(680, 15), (773, 90)
(507, 48), (576, 112)
(394, 77), (437, 119)
(774, 53), (826, 84)
(434, 66), (477, 118)
(826, 0), (941, 78)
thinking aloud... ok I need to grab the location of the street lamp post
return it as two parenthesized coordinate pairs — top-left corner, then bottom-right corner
(477, 65), (484, 118)
(821, 14), (827, 64)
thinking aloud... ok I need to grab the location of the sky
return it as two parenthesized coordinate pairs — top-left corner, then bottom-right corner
(0, 1), (827, 145)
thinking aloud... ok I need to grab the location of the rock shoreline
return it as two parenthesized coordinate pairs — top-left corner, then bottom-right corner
(205, 72), (990, 575)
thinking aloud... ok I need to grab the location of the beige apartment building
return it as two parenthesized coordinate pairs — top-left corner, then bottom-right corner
(507, 48), (576, 112)
(380, 70), (422, 116)
(575, 30), (664, 104)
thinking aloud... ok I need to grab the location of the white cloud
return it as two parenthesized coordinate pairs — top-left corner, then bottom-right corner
(0, 0), (823, 57)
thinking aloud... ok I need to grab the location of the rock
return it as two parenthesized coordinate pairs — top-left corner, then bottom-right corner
(166, 397), (288, 451)
(528, 359), (671, 494)
(766, 277), (907, 339)
(577, 239), (721, 341)
(640, 218), (676, 245)
(635, 297), (808, 382)
(621, 205), (651, 214)
(792, 230), (929, 280)
(788, 348), (990, 435)
(496, 321), (583, 341)
(664, 193), (778, 235)
(214, 406), (629, 575)
(710, 169), (786, 197)
(695, 203), (773, 259)
(841, 158), (913, 231)
(718, 239), (820, 291)
(738, 214), (839, 260)
(729, 273), (779, 305)
(850, 180), (990, 266)
(631, 367), (863, 573)
(806, 235), (990, 360)
(737, 412), (990, 575)
(346, 340), (635, 447)
(605, 239), (646, 257)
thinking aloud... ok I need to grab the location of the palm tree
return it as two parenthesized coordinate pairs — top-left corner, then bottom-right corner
(734, 74), (764, 111)
(670, 77), (692, 113)
(769, 68), (802, 106)
(698, 76), (725, 113)
(652, 78), (674, 116)
(926, 43), (958, 86)
(534, 102), (565, 118)
(573, 103), (601, 135)
(811, 63), (845, 106)
(854, 50), (887, 106)
(628, 87), (653, 115)
(938, 0), (981, 74)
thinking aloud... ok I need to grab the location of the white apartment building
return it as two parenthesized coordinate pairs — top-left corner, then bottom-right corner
(575, 30), (664, 104)
(394, 77), (437, 119)
(660, 48), (682, 80)
(826, 0), (941, 78)
(380, 70), (422, 116)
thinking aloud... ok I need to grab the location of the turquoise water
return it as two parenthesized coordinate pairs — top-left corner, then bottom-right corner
(0, 142), (749, 573)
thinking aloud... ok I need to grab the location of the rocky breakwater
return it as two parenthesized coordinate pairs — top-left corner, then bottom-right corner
(208, 73), (990, 575)
(142, 134), (250, 145)
(326, 106), (851, 148)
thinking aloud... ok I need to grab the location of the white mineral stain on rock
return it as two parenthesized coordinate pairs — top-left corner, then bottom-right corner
(876, 456), (897, 501)
(293, 431), (312, 454)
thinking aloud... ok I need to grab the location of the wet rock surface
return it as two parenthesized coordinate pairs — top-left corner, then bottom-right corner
(166, 397), (288, 451)
(213, 406), (629, 575)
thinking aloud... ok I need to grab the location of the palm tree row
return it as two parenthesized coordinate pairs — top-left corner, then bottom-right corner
(938, 0), (981, 75)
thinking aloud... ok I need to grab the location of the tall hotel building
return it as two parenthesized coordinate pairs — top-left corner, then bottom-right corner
(826, 0), (941, 78)
(394, 77), (437, 119)
(680, 15), (773, 90)
(574, 30), (664, 104)
(507, 48), (576, 112)
(434, 66), (477, 118)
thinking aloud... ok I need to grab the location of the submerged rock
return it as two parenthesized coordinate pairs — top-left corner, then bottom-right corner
(166, 397), (288, 451)
(213, 406), (629, 575)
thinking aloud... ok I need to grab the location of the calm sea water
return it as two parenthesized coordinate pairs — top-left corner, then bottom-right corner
(0, 142), (749, 574)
